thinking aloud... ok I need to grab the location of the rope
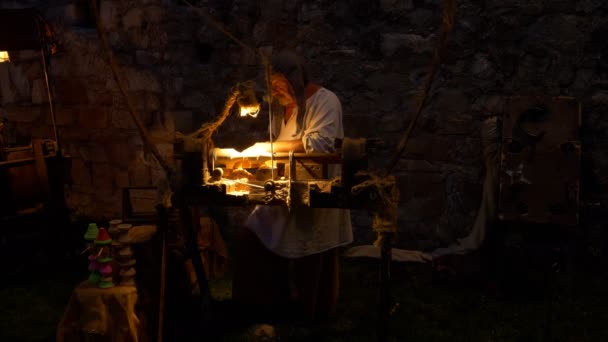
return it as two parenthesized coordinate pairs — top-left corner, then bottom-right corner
(181, 88), (239, 143)
(179, 0), (276, 164)
(89, 0), (174, 177)
(385, 0), (457, 174)
(180, 0), (257, 56)
(351, 173), (400, 233)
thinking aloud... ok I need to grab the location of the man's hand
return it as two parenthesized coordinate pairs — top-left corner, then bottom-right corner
(241, 140), (305, 156)
(241, 142), (272, 157)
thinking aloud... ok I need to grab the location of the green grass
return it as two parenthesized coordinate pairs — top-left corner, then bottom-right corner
(0, 260), (86, 342)
(2, 252), (608, 342)
(211, 258), (608, 341)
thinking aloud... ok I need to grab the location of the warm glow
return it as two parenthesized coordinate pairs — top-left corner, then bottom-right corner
(0, 51), (9, 63)
(240, 105), (260, 117)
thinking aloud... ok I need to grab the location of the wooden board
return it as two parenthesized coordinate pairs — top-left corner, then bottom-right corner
(498, 96), (581, 225)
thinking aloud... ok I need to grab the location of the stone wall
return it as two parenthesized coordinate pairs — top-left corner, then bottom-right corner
(1, 0), (607, 250)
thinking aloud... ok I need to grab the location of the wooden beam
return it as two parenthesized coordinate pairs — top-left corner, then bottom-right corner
(0, 154), (60, 169)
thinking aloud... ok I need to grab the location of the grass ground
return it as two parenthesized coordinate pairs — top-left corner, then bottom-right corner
(1, 236), (608, 341)
(213, 257), (608, 342)
(0, 257), (85, 342)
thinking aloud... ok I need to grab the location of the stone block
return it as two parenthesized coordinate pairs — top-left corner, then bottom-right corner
(343, 114), (374, 137)
(144, 5), (165, 24)
(525, 15), (582, 51)
(179, 92), (211, 109)
(107, 142), (134, 168)
(30, 125), (54, 139)
(380, 0), (414, 12)
(470, 54), (495, 80)
(145, 92), (161, 112)
(570, 69), (594, 95)
(437, 115), (475, 136)
(31, 79), (47, 104)
(122, 91), (159, 114)
(576, 0), (606, 13)
(23, 61), (42, 82)
(111, 109), (137, 129)
(47, 54), (70, 78)
(377, 111), (407, 134)
(471, 95), (506, 115)
(381, 33), (435, 57)
(300, 2), (324, 23)
(259, 0), (284, 20)
(403, 133), (448, 161)
(45, 107), (76, 126)
(78, 145), (108, 163)
(123, 7), (144, 29)
(59, 127), (94, 142)
(63, 4), (80, 26)
(401, 196), (445, 219)
(149, 111), (175, 135)
(96, 194), (123, 218)
(445, 192), (477, 238)
(125, 68), (162, 92)
(136, 50), (162, 66)
(114, 169), (131, 189)
(365, 72), (406, 92)
(92, 162), (115, 196)
(446, 136), (482, 165)
(155, 143), (174, 164)
(128, 135), (144, 149)
(79, 106), (109, 129)
(297, 23), (338, 46)
(432, 89), (470, 114)
(55, 78), (89, 105)
(100, 0), (119, 29)
(0, 106), (42, 123)
(128, 151), (152, 186)
(150, 164), (167, 185)
(70, 158), (92, 189)
(405, 8), (435, 29)
(397, 159), (440, 173)
(65, 191), (94, 214)
(166, 77), (183, 94)
(0, 64), (16, 105)
(395, 174), (414, 203)
(410, 173), (445, 198)
(88, 90), (114, 106)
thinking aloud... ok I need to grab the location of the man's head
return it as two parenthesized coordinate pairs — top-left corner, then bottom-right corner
(269, 50), (308, 108)
(270, 73), (296, 107)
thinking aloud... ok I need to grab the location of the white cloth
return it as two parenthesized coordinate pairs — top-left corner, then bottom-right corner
(344, 117), (501, 263)
(246, 87), (353, 258)
(275, 106), (298, 141)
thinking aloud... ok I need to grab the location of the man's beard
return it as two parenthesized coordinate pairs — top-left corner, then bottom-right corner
(275, 95), (294, 107)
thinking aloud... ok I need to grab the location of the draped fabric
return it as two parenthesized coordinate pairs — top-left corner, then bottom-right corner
(57, 282), (148, 342)
(345, 117), (501, 262)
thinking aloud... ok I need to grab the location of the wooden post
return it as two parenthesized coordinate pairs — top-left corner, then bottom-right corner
(155, 205), (169, 342)
(378, 232), (393, 342)
(177, 202), (212, 325)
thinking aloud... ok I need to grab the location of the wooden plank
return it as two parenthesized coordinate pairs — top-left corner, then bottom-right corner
(0, 154), (59, 169)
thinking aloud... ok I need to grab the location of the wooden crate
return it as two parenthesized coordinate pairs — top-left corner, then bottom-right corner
(498, 96), (581, 225)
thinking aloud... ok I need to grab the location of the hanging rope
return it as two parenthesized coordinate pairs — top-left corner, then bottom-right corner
(180, 0), (275, 163)
(180, 0), (257, 56)
(89, 0), (174, 177)
(385, 0), (457, 175)
(351, 173), (400, 234)
(178, 88), (239, 144)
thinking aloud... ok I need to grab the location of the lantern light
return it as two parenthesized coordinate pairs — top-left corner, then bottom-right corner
(235, 80), (260, 118)
(0, 51), (9, 63)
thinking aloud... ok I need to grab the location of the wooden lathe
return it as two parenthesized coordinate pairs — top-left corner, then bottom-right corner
(176, 137), (374, 210)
